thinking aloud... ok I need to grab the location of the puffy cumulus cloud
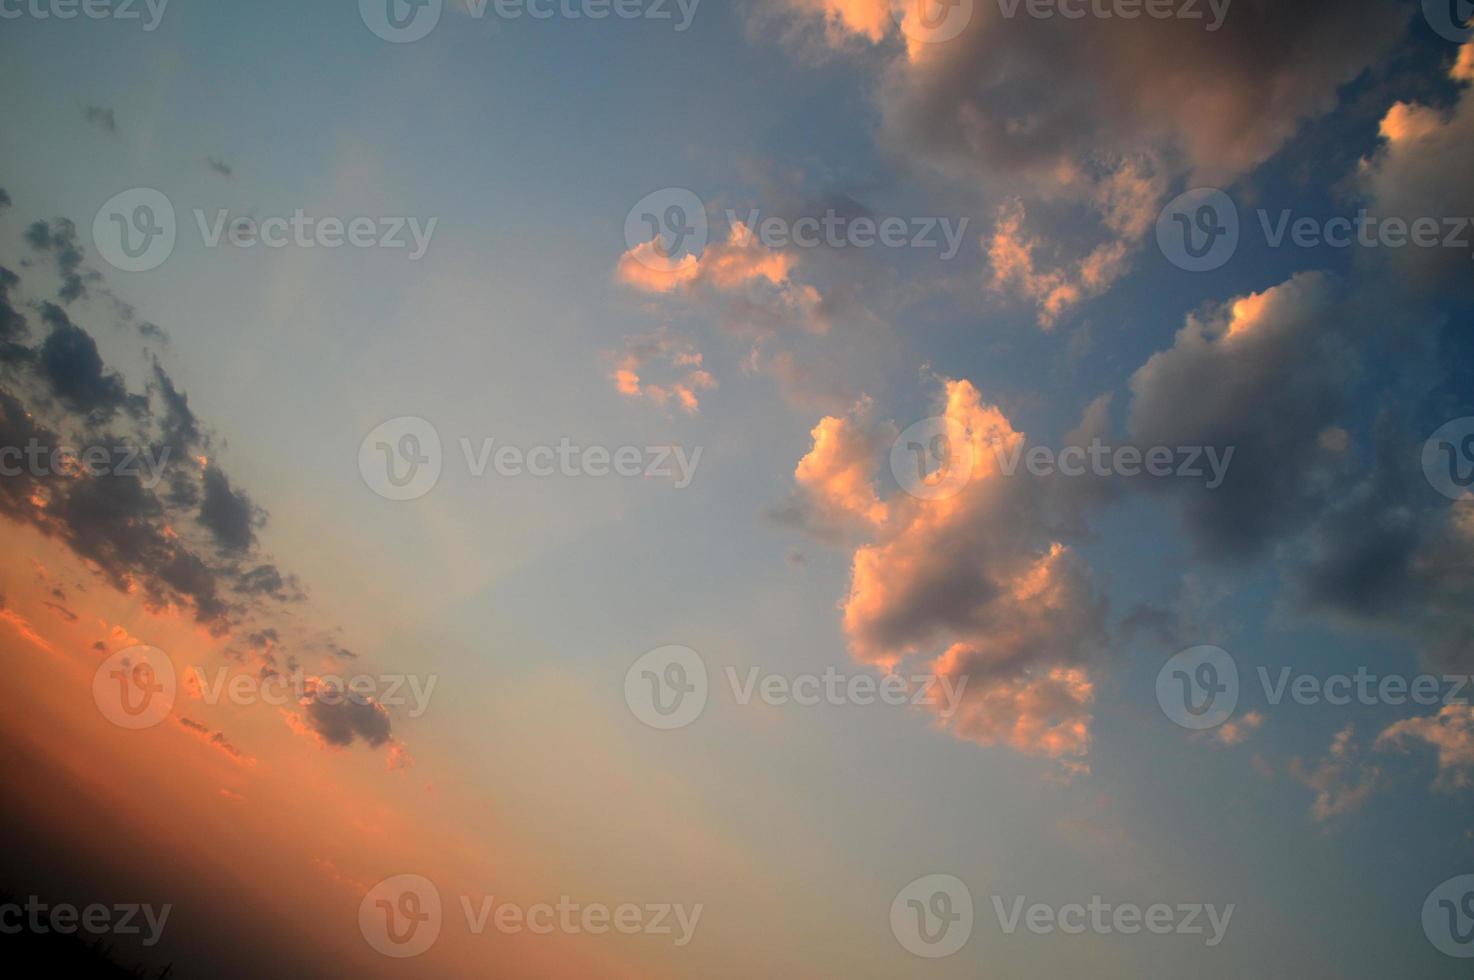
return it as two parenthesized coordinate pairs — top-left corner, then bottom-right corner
(1357, 42), (1474, 295)
(1287, 420), (1474, 672)
(604, 328), (717, 414)
(988, 199), (1134, 329)
(875, 0), (1405, 185)
(1289, 724), (1383, 822)
(1378, 704), (1474, 792)
(764, 0), (1406, 323)
(988, 158), (1169, 326)
(616, 222), (827, 336)
(1126, 272), (1360, 560)
(787, 379), (1106, 769)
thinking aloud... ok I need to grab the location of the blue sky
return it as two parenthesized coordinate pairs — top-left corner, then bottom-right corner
(1, 0), (1473, 976)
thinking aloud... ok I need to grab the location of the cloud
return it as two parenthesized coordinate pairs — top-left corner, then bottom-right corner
(1215, 709), (1264, 746)
(1126, 272), (1359, 560)
(1377, 704), (1474, 792)
(616, 221), (827, 336)
(199, 465), (261, 553)
(1289, 724), (1383, 822)
(25, 220), (95, 304)
(787, 379), (1107, 768)
(37, 304), (142, 420)
(1356, 42), (1474, 295)
(0, 196), (397, 755)
(300, 681), (392, 748)
(605, 328), (717, 414)
(1287, 419), (1474, 672)
(763, 0), (1407, 323)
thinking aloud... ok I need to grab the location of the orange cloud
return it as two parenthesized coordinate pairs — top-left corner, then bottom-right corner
(605, 328), (718, 414)
(790, 379), (1105, 768)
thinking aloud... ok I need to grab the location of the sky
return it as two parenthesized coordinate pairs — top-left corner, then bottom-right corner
(1, 0), (1474, 976)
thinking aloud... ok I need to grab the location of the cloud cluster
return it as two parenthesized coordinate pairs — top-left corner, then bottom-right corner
(764, 0), (1409, 324)
(605, 328), (717, 414)
(0, 190), (398, 757)
(788, 379), (1106, 769)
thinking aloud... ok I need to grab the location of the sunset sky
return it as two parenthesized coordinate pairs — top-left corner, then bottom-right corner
(2, 1), (1474, 976)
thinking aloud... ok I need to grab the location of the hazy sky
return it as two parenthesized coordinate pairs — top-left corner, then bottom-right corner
(2, 1), (1474, 976)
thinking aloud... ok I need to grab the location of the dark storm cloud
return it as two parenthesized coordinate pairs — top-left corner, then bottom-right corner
(0, 191), (396, 753)
(150, 361), (202, 454)
(25, 219), (95, 304)
(199, 465), (260, 553)
(874, 0), (1409, 190)
(1125, 272), (1360, 560)
(37, 304), (141, 419)
(304, 687), (391, 747)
